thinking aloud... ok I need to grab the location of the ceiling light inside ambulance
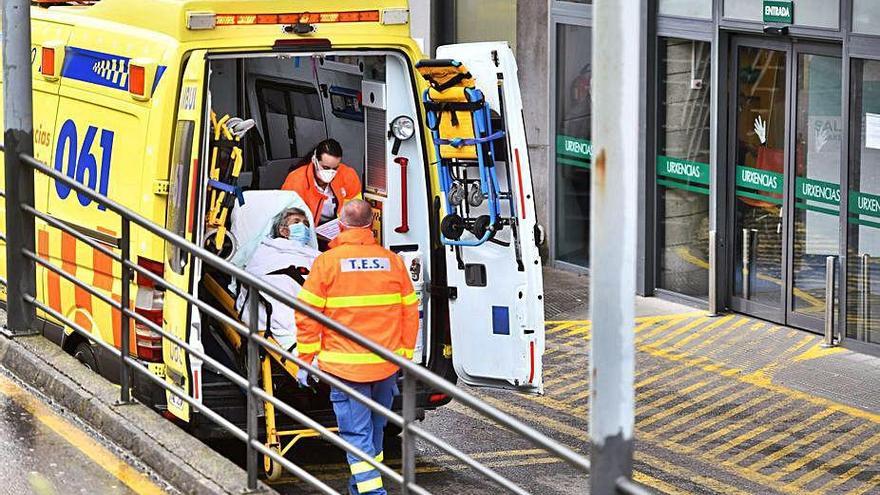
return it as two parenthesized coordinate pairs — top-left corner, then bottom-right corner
(391, 116), (415, 141)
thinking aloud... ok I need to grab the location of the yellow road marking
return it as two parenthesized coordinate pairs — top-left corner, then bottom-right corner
(681, 396), (798, 454)
(791, 342), (847, 363)
(686, 319), (760, 355)
(723, 409), (836, 466)
(648, 384), (754, 438)
(673, 316), (748, 350)
(770, 422), (871, 481)
(634, 450), (753, 495)
(636, 317), (702, 343)
(0, 375), (165, 495)
(666, 391), (777, 445)
(649, 315), (735, 350)
(637, 380), (740, 429)
(746, 414), (852, 472)
(703, 405), (815, 459)
(806, 450), (880, 493)
(847, 472), (880, 495)
(632, 471), (687, 495)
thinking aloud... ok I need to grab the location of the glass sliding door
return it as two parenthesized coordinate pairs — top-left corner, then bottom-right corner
(791, 52), (842, 327)
(731, 43), (788, 320)
(554, 23), (592, 267)
(656, 38), (712, 298)
(847, 59), (880, 347)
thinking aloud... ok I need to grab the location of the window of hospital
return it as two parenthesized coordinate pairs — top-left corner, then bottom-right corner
(724, 0), (839, 28)
(659, 0), (712, 19)
(554, 24), (591, 267)
(655, 38), (711, 298)
(853, 0), (880, 36)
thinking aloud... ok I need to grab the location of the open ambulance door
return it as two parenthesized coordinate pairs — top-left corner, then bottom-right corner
(432, 43), (545, 394)
(163, 50), (208, 421)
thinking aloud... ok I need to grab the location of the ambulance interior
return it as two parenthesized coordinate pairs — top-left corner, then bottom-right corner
(192, 52), (440, 426)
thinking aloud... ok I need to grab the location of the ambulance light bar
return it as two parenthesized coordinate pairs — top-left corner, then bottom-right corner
(186, 9), (407, 30)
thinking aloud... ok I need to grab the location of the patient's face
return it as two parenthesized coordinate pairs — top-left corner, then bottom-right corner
(278, 213), (309, 238)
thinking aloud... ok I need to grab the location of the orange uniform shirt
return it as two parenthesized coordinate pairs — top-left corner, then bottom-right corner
(280, 162), (362, 224)
(295, 228), (419, 382)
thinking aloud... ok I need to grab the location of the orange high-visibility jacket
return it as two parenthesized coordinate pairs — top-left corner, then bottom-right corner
(280, 162), (362, 224)
(295, 228), (419, 382)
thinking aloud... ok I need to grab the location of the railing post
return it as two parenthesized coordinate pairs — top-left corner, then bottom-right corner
(401, 370), (417, 495)
(246, 287), (260, 491)
(591, 0), (640, 492)
(118, 219), (132, 403)
(2, 0), (37, 336)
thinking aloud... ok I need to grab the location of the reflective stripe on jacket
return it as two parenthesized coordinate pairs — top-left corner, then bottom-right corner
(295, 228), (419, 382)
(280, 162), (362, 224)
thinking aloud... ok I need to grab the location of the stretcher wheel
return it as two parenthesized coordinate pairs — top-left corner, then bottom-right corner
(264, 447), (284, 482)
(468, 183), (484, 207)
(447, 182), (466, 207)
(472, 215), (495, 241)
(441, 214), (466, 240)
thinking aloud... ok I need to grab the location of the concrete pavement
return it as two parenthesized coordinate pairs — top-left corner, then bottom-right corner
(0, 369), (172, 495)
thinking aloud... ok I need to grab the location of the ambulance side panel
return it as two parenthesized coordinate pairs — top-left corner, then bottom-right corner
(0, 18), (72, 326)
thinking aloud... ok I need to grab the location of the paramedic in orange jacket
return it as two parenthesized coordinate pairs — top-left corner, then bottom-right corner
(294, 200), (418, 495)
(280, 138), (362, 226)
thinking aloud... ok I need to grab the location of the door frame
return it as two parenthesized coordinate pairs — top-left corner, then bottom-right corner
(726, 34), (842, 332)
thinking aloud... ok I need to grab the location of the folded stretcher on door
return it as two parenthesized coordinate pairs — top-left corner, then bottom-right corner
(417, 59), (511, 247)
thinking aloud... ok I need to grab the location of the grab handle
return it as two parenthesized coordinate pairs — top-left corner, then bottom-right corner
(395, 157), (410, 233)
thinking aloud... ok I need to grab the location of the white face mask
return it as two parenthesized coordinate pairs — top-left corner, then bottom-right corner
(314, 158), (338, 184)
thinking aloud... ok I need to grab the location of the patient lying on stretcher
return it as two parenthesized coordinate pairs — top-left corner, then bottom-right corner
(235, 207), (320, 353)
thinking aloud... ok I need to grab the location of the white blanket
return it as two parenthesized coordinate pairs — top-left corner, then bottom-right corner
(235, 237), (319, 351)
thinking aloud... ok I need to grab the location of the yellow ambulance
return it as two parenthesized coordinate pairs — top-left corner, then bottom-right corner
(0, 0), (545, 437)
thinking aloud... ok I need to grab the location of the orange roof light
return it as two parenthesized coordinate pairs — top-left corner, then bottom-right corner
(212, 10), (381, 27)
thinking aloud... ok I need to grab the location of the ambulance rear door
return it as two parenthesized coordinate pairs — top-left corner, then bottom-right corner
(433, 42), (545, 393)
(163, 50), (208, 422)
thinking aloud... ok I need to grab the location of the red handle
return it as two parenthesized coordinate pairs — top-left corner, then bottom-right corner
(394, 157), (410, 233)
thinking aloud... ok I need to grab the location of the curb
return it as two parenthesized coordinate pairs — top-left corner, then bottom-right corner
(0, 333), (276, 495)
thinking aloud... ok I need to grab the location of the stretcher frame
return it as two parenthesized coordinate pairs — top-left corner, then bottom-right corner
(202, 274), (338, 482)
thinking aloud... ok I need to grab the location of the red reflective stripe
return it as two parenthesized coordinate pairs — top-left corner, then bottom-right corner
(193, 370), (200, 400)
(515, 148), (526, 220)
(528, 340), (535, 384)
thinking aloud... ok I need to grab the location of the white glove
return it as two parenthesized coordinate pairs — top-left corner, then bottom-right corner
(296, 368), (310, 388)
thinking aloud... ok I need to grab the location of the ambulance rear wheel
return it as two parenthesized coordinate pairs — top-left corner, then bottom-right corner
(264, 447), (284, 482)
(440, 214), (466, 241)
(73, 342), (98, 373)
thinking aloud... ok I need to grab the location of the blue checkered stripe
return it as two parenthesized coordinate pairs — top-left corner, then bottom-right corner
(91, 58), (129, 89)
(61, 47), (166, 93)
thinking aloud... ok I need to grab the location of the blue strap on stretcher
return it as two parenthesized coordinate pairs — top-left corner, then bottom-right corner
(434, 130), (507, 148)
(208, 179), (246, 206)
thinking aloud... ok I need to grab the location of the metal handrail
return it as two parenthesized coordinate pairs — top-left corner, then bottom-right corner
(12, 152), (597, 493)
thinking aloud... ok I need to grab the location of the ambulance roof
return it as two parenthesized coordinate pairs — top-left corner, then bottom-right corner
(36, 0), (410, 43)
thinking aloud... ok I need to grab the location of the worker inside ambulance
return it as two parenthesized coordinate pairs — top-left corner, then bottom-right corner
(235, 207), (320, 352)
(280, 138), (363, 247)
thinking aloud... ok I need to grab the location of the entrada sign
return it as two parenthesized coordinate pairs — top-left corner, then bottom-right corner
(763, 0), (793, 24)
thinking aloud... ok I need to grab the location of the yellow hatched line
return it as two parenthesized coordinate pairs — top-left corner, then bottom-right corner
(633, 355), (713, 390)
(545, 322), (582, 334)
(649, 315), (735, 349)
(668, 392), (784, 446)
(563, 362), (687, 406)
(702, 404), (810, 458)
(722, 409), (836, 466)
(685, 319), (759, 355)
(632, 471), (688, 495)
(847, 472), (880, 495)
(673, 316), (748, 350)
(638, 380), (741, 430)
(547, 378), (588, 398)
(636, 317), (704, 343)
(770, 422), (872, 481)
(638, 422), (819, 495)
(681, 396), (799, 454)
(650, 384), (754, 438)
(635, 380), (716, 417)
(807, 450), (880, 493)
(634, 450), (753, 495)
(746, 414), (853, 472)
